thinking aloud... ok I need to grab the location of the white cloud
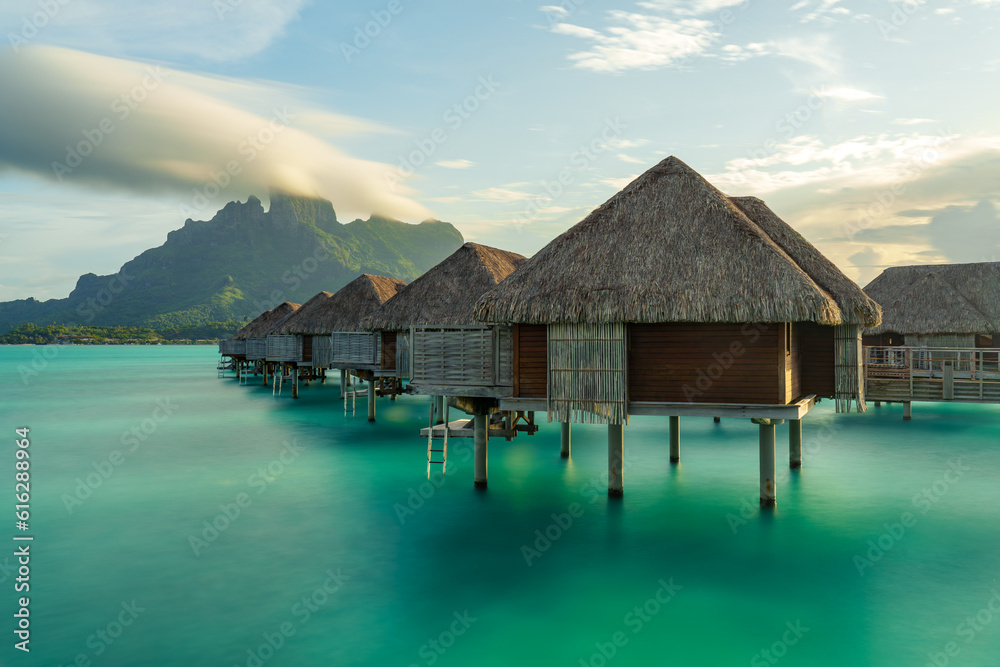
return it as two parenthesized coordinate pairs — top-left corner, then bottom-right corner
(617, 153), (646, 164)
(549, 11), (720, 72)
(817, 87), (883, 101)
(637, 0), (746, 15)
(0, 46), (430, 222)
(0, 0), (306, 61)
(891, 118), (937, 125)
(539, 4), (570, 18)
(472, 187), (535, 202)
(600, 175), (640, 189)
(708, 130), (968, 195)
(789, 0), (855, 23)
(434, 159), (477, 169)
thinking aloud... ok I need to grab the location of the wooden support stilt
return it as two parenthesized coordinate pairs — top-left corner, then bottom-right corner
(669, 416), (680, 463)
(758, 422), (777, 508)
(874, 401), (881, 408)
(903, 401), (912, 421)
(262, 362), (268, 386)
(340, 370), (347, 397)
(789, 419), (802, 469)
(714, 416), (721, 423)
(434, 396), (445, 425)
(560, 422), (571, 458)
(292, 367), (299, 399)
(367, 378), (376, 422)
(474, 414), (488, 489)
(608, 423), (624, 498)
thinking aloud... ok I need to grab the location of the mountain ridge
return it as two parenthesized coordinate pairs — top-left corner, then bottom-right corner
(0, 193), (464, 330)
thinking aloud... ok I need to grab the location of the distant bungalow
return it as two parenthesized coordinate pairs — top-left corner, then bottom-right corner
(220, 301), (300, 383)
(475, 157), (881, 504)
(864, 262), (999, 348)
(862, 262), (1000, 413)
(362, 242), (526, 474)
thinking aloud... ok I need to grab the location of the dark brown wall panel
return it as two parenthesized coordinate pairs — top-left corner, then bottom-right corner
(798, 322), (835, 398)
(628, 323), (783, 404)
(516, 324), (547, 398)
(381, 331), (397, 371)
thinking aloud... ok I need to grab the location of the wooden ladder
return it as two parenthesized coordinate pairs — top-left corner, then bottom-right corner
(426, 397), (449, 478)
(344, 373), (359, 416)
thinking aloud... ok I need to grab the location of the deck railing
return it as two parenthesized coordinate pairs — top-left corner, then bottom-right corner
(864, 346), (1000, 402)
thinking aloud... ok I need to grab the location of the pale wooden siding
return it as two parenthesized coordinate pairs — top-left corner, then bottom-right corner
(410, 326), (513, 388)
(267, 335), (301, 362)
(396, 332), (411, 378)
(332, 332), (380, 366)
(908, 334), (977, 348)
(497, 326), (513, 386)
(548, 323), (627, 425)
(219, 340), (245, 355)
(312, 336), (333, 367)
(245, 338), (267, 359)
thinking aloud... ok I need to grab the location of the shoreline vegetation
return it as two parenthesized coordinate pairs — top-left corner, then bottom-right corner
(0, 322), (241, 345)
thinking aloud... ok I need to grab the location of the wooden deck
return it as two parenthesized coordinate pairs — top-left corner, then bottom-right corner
(865, 346), (1000, 403)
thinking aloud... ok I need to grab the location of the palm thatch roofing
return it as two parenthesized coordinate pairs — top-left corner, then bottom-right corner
(864, 262), (1000, 335)
(232, 302), (301, 340)
(272, 274), (408, 335)
(475, 156), (881, 327)
(363, 243), (527, 331)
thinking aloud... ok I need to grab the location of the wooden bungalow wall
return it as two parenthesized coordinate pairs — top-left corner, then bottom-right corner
(514, 324), (547, 398)
(410, 326), (513, 390)
(514, 322), (838, 405)
(628, 323), (784, 404)
(381, 332), (397, 371)
(797, 322), (835, 399)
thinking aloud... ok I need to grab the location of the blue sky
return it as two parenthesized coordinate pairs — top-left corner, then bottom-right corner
(1, 0), (999, 301)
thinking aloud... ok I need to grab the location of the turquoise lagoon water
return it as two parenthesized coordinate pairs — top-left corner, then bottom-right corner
(1, 345), (999, 667)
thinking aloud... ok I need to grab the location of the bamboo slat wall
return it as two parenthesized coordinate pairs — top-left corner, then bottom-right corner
(219, 340), (245, 356)
(245, 338), (267, 359)
(332, 332), (381, 366)
(410, 326), (513, 388)
(311, 336), (333, 367)
(548, 323), (627, 425)
(267, 335), (302, 362)
(834, 324), (866, 413)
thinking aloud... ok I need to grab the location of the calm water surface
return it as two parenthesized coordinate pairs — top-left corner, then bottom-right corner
(1, 346), (998, 666)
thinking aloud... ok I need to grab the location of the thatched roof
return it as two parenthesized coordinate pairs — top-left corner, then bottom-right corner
(475, 157), (881, 327)
(363, 243), (527, 330)
(233, 302), (301, 340)
(273, 274), (408, 334)
(729, 197), (881, 326)
(864, 262), (1000, 335)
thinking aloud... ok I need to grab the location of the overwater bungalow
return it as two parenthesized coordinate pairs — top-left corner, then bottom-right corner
(265, 291), (333, 397)
(474, 157), (882, 504)
(220, 301), (300, 382)
(283, 274), (408, 405)
(259, 275), (409, 400)
(862, 262), (1000, 413)
(361, 243), (526, 442)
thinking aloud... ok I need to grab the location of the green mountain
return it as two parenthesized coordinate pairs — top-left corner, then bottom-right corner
(0, 193), (465, 330)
